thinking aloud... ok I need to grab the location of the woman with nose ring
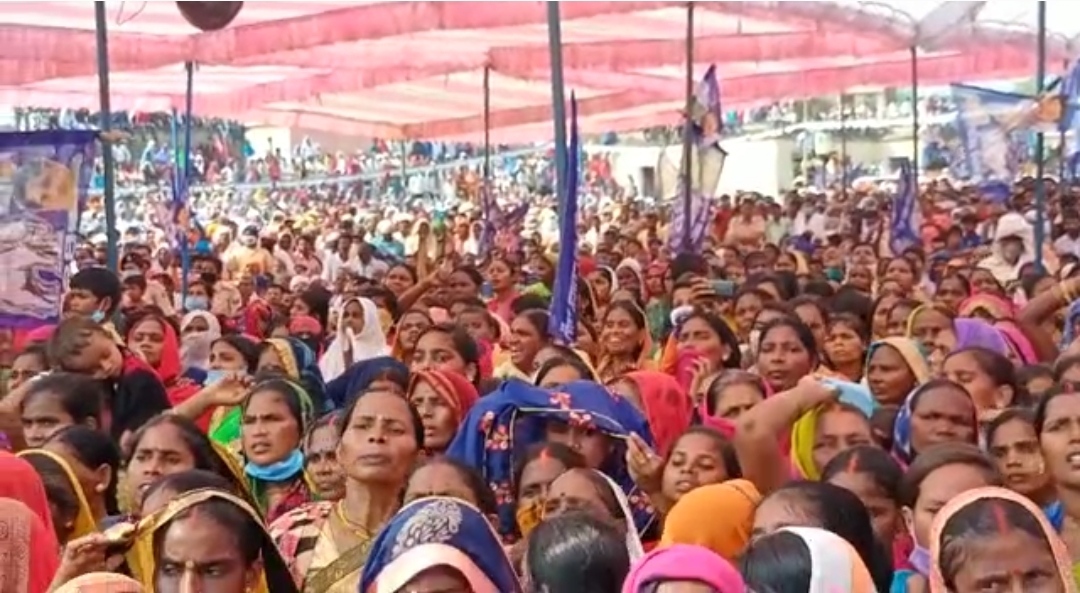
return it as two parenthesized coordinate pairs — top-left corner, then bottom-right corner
(270, 388), (424, 592)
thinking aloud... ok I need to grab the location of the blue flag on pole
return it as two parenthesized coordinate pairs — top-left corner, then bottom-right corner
(549, 93), (579, 345)
(667, 65), (724, 252)
(889, 157), (921, 256)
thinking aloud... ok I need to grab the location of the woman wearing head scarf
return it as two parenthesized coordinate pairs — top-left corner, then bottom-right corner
(126, 488), (298, 593)
(319, 297), (389, 382)
(741, 526), (876, 593)
(929, 487), (1077, 593)
(660, 479), (761, 561)
(0, 499), (60, 593)
(407, 370), (478, 454)
(210, 337), (326, 448)
(324, 356), (409, 409)
(126, 313), (206, 408)
(958, 293), (1044, 364)
(789, 379), (878, 481)
(609, 371), (692, 457)
(447, 380), (655, 541)
(907, 305), (1012, 371)
(179, 311), (222, 370)
(359, 497), (521, 593)
(621, 544), (745, 593)
(17, 448), (98, 545)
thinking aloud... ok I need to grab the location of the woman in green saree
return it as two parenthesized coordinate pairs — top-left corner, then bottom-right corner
(269, 388), (423, 593)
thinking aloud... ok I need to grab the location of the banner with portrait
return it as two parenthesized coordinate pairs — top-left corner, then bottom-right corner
(0, 131), (97, 328)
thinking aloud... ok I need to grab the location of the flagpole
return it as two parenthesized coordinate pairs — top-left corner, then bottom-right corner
(547, 2), (568, 205)
(681, 1), (695, 252)
(1035, 0), (1047, 271)
(483, 63), (492, 193)
(910, 45), (920, 174)
(94, 0), (118, 272)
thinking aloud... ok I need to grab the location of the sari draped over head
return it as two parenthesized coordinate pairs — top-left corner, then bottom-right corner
(241, 296), (275, 340)
(954, 318), (1011, 355)
(358, 497), (522, 593)
(865, 338), (932, 388)
(595, 470), (646, 560)
(791, 379), (878, 480)
(446, 379), (655, 539)
(779, 526), (877, 593)
(409, 370), (479, 440)
(621, 544), (745, 593)
(622, 371), (692, 456)
(0, 498), (60, 593)
(928, 487), (1077, 593)
(319, 297), (389, 382)
(17, 449), (96, 541)
(128, 314), (205, 408)
(241, 379), (316, 522)
(0, 451), (56, 531)
(127, 488), (299, 593)
(324, 356), (409, 410)
(957, 293), (1017, 321)
(51, 573), (143, 593)
(996, 320), (1038, 364)
(211, 337), (326, 448)
(1062, 299), (1080, 350)
(660, 479), (761, 561)
(179, 311), (222, 371)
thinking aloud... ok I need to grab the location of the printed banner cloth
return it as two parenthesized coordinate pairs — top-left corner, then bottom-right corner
(0, 131), (97, 328)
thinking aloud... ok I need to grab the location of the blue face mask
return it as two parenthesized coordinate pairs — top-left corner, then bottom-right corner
(90, 310), (105, 323)
(908, 543), (931, 576)
(204, 369), (230, 385)
(824, 267), (845, 282)
(245, 448), (304, 483)
(184, 296), (209, 312)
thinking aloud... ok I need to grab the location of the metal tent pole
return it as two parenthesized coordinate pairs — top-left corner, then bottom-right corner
(910, 45), (920, 174)
(1035, 1), (1047, 271)
(180, 61), (194, 301)
(94, 0), (118, 271)
(840, 93), (848, 201)
(681, 1), (695, 252)
(483, 64), (491, 193)
(547, 2), (568, 205)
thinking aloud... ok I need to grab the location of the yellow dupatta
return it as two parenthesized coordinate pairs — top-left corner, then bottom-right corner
(125, 488), (298, 593)
(17, 449), (96, 541)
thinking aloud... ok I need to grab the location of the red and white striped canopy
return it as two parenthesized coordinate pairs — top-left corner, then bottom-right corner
(0, 1), (1070, 142)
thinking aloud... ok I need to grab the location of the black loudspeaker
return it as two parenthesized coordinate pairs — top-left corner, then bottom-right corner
(176, 2), (244, 31)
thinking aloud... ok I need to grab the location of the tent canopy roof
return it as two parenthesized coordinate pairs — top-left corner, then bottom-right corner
(0, 1), (1067, 142)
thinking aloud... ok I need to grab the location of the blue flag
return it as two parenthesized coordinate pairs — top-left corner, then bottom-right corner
(667, 65), (724, 252)
(889, 158), (921, 256)
(549, 94), (579, 345)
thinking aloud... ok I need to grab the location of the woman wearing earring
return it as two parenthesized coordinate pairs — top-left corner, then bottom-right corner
(270, 388), (423, 592)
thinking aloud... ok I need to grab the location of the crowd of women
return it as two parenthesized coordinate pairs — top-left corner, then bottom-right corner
(5, 194), (1080, 593)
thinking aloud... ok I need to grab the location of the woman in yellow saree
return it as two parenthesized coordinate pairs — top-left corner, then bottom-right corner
(126, 488), (298, 593)
(18, 448), (97, 545)
(268, 389), (422, 593)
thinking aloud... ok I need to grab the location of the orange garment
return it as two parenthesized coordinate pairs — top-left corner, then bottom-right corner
(660, 479), (761, 561)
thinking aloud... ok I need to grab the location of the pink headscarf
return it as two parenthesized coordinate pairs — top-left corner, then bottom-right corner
(621, 544), (745, 593)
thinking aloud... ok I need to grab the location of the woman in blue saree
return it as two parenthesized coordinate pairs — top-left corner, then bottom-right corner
(359, 497), (521, 593)
(447, 378), (655, 541)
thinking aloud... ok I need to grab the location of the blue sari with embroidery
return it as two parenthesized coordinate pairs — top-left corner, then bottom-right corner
(446, 379), (655, 540)
(359, 497), (521, 593)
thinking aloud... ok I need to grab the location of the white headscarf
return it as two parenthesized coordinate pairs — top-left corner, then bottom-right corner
(179, 311), (222, 371)
(596, 471), (645, 561)
(778, 527), (874, 593)
(318, 297), (389, 380)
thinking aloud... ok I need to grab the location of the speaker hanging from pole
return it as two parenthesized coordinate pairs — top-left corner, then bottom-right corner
(176, 2), (243, 31)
